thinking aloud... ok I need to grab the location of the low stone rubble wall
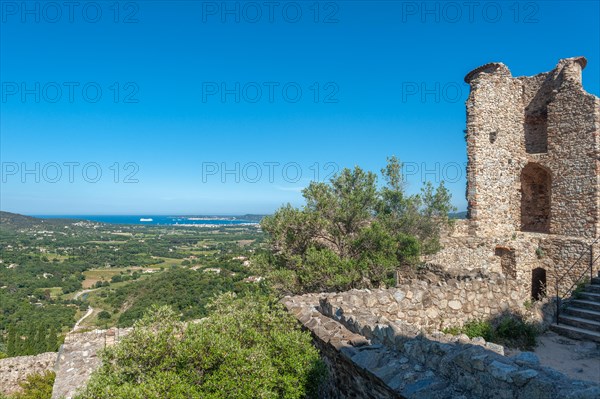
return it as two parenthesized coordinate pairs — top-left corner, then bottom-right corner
(283, 293), (599, 399)
(51, 328), (131, 399)
(0, 352), (57, 396)
(284, 294), (467, 398)
(322, 272), (530, 331)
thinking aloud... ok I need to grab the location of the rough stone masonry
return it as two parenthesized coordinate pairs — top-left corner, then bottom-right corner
(427, 57), (600, 301)
(283, 293), (598, 399)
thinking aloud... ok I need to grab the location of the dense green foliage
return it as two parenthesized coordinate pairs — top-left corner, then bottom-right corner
(0, 239), (76, 355)
(0, 212), (264, 357)
(4, 324), (59, 357)
(256, 157), (454, 293)
(101, 267), (261, 327)
(75, 296), (326, 399)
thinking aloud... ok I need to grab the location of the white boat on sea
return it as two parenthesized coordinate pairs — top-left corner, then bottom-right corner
(140, 218), (153, 222)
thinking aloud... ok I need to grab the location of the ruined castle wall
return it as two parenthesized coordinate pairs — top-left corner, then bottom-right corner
(465, 64), (523, 237)
(285, 294), (404, 399)
(0, 352), (57, 396)
(424, 235), (503, 273)
(427, 229), (596, 304)
(545, 63), (599, 238)
(51, 328), (131, 399)
(322, 274), (532, 331)
(320, 299), (597, 399)
(597, 92), (600, 238)
(540, 236), (597, 296)
(465, 58), (599, 240)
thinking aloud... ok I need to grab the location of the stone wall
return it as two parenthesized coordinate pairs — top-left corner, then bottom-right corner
(284, 294), (472, 398)
(426, 219), (600, 305)
(286, 294), (406, 399)
(465, 62), (523, 237)
(51, 327), (131, 399)
(0, 352), (57, 396)
(424, 235), (504, 273)
(321, 270), (547, 331)
(283, 294), (598, 399)
(464, 57), (599, 239)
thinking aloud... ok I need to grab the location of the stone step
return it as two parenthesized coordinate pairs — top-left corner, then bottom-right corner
(577, 291), (600, 302)
(549, 323), (600, 343)
(591, 277), (600, 285)
(584, 284), (600, 293)
(570, 299), (600, 312)
(557, 315), (600, 332)
(564, 307), (600, 322)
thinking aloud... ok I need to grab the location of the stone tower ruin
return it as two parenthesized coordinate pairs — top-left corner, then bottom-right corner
(464, 56), (599, 239)
(428, 57), (600, 305)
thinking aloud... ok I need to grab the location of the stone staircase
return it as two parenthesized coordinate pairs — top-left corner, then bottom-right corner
(551, 273), (600, 342)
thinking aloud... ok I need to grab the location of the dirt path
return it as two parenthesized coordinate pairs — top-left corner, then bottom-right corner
(507, 331), (600, 384)
(71, 288), (98, 331)
(72, 306), (94, 332)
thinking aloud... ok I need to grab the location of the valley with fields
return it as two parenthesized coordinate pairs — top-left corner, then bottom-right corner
(0, 211), (265, 357)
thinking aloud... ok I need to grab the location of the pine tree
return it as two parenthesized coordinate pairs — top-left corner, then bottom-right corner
(24, 324), (36, 355)
(7, 325), (16, 357)
(34, 324), (46, 354)
(46, 327), (58, 352)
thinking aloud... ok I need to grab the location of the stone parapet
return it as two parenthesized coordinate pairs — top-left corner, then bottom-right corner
(283, 293), (599, 399)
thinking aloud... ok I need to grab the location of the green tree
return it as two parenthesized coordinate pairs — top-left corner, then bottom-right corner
(258, 157), (455, 294)
(6, 325), (17, 357)
(33, 324), (46, 354)
(46, 327), (58, 352)
(97, 311), (111, 320)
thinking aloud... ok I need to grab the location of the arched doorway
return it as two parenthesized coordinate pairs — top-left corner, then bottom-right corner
(531, 268), (547, 300)
(521, 163), (551, 233)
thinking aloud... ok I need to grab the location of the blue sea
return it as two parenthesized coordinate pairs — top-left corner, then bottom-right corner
(35, 215), (258, 226)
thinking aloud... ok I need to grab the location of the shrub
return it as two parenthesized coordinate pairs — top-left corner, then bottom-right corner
(444, 316), (539, 350)
(75, 294), (326, 399)
(494, 316), (538, 350)
(461, 320), (494, 341)
(443, 319), (493, 341)
(11, 371), (55, 399)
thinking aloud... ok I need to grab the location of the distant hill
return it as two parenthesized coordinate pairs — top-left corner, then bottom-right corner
(449, 211), (468, 220)
(0, 211), (267, 231)
(0, 211), (86, 231)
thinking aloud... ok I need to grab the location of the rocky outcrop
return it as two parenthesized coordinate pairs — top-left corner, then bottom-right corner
(0, 352), (57, 396)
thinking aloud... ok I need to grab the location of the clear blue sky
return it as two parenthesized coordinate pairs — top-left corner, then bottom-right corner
(1, 0), (599, 215)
